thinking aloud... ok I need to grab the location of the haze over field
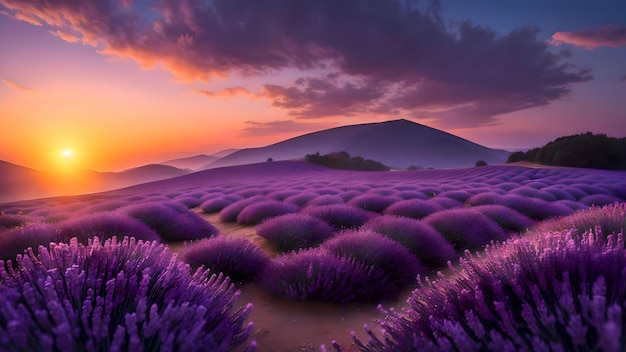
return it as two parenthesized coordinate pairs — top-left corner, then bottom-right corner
(1, 0), (625, 175)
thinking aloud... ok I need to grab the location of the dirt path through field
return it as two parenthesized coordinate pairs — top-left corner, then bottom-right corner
(192, 212), (413, 351)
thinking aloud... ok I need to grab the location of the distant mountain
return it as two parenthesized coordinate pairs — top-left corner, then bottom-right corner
(0, 162), (189, 203)
(0, 161), (49, 203)
(160, 154), (220, 171)
(210, 148), (240, 158)
(202, 119), (510, 170)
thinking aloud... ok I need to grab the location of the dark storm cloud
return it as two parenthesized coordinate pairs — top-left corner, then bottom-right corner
(550, 24), (626, 49)
(0, 0), (593, 127)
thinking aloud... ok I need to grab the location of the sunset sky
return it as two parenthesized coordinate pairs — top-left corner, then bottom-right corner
(1, 0), (625, 172)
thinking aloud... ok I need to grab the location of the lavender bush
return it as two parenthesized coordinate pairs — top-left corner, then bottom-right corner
(219, 196), (268, 223)
(236, 201), (299, 225)
(423, 209), (506, 251)
(120, 202), (219, 241)
(0, 213), (30, 230)
(200, 195), (243, 214)
(0, 224), (60, 261)
(322, 230), (426, 300)
(57, 213), (161, 243)
(260, 248), (384, 303)
(302, 204), (376, 230)
(500, 194), (574, 220)
(472, 204), (536, 233)
(536, 203), (626, 240)
(284, 192), (318, 206)
(180, 236), (269, 283)
(354, 228), (626, 352)
(307, 195), (345, 206)
(579, 194), (622, 207)
(348, 195), (401, 213)
(0, 237), (255, 351)
(363, 216), (457, 268)
(384, 199), (442, 219)
(256, 214), (334, 252)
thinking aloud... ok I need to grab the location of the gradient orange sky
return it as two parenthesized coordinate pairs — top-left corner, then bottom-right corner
(1, 1), (625, 172)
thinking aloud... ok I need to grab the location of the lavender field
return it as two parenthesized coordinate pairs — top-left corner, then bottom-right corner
(1, 161), (626, 351)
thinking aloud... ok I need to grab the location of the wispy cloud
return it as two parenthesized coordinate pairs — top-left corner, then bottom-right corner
(2, 79), (35, 94)
(550, 24), (626, 49)
(241, 120), (336, 137)
(0, 0), (593, 128)
(192, 87), (256, 98)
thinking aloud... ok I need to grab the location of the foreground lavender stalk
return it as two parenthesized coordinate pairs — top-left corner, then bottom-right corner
(353, 227), (626, 351)
(0, 236), (255, 351)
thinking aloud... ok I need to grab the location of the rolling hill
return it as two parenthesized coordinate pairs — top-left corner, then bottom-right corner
(0, 162), (189, 203)
(202, 119), (510, 170)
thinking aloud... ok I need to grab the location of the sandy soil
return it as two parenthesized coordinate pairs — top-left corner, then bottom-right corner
(192, 212), (413, 351)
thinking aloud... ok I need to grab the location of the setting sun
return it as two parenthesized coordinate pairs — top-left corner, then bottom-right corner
(60, 149), (73, 158)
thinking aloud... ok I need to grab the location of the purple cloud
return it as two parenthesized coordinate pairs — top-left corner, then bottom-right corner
(0, 0), (593, 127)
(550, 24), (626, 49)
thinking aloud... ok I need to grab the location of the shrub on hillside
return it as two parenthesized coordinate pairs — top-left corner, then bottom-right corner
(363, 216), (457, 268)
(507, 132), (626, 170)
(305, 151), (390, 171)
(256, 214), (335, 252)
(236, 201), (299, 225)
(284, 192), (318, 206)
(180, 236), (269, 283)
(0, 237), (255, 351)
(423, 209), (506, 251)
(120, 202), (219, 241)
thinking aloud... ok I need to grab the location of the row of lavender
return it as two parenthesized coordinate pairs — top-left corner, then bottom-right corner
(1, 166), (626, 303)
(344, 203), (626, 352)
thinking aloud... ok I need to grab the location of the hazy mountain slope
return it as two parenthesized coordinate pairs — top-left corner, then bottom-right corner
(161, 154), (220, 171)
(0, 162), (189, 203)
(203, 119), (510, 170)
(0, 161), (49, 203)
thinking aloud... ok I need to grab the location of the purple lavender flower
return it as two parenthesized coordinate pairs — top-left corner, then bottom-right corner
(383, 199), (443, 219)
(348, 195), (402, 213)
(353, 227), (626, 352)
(0, 236), (255, 351)
(119, 202), (219, 241)
(322, 230), (426, 300)
(423, 208), (506, 251)
(302, 204), (376, 230)
(363, 215), (457, 268)
(57, 213), (161, 243)
(0, 223), (60, 261)
(200, 195), (244, 213)
(256, 213), (335, 252)
(236, 200), (299, 225)
(180, 236), (269, 283)
(260, 248), (383, 303)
